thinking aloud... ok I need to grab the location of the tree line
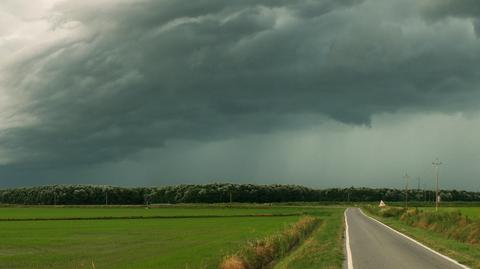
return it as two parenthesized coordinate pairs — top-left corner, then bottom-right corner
(0, 183), (479, 205)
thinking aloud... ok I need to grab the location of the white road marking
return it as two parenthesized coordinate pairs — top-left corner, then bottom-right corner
(359, 208), (470, 269)
(344, 208), (354, 269)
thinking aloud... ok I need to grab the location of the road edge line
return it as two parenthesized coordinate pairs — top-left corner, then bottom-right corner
(359, 208), (470, 269)
(344, 208), (354, 269)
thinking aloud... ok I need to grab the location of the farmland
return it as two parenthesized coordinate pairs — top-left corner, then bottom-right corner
(0, 205), (324, 220)
(1, 199), (479, 269)
(0, 205), (345, 269)
(419, 206), (480, 220)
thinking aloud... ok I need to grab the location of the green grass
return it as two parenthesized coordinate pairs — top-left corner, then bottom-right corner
(274, 208), (345, 269)
(221, 216), (322, 269)
(419, 207), (480, 220)
(0, 215), (300, 268)
(0, 205), (345, 269)
(385, 202), (480, 207)
(0, 205), (326, 220)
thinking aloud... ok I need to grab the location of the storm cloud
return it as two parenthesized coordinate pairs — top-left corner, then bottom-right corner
(0, 0), (480, 187)
(420, 0), (480, 19)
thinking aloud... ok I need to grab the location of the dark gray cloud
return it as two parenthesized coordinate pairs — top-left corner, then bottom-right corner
(420, 0), (480, 36)
(420, 0), (480, 20)
(1, 0), (480, 186)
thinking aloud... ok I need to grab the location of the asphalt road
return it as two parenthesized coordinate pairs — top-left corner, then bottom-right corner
(344, 208), (468, 269)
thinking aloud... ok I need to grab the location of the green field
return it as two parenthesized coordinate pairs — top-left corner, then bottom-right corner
(0, 205), (345, 269)
(374, 201), (480, 220)
(419, 206), (480, 219)
(0, 205), (323, 220)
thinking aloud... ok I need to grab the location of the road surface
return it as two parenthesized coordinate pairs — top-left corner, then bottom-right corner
(344, 208), (468, 269)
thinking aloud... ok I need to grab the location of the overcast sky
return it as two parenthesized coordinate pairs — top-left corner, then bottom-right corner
(1, 0), (480, 190)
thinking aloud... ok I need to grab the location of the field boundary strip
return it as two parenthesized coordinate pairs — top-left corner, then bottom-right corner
(0, 213), (304, 222)
(220, 215), (320, 269)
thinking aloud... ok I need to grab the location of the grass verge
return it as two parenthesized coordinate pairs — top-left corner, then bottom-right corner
(219, 216), (320, 269)
(274, 208), (344, 269)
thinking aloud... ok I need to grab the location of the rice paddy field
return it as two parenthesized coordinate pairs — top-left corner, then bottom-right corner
(0, 205), (323, 220)
(0, 205), (345, 269)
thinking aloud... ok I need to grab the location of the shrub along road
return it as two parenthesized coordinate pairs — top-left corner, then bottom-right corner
(344, 208), (468, 269)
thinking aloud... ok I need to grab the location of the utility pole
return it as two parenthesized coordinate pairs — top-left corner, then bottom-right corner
(105, 190), (108, 206)
(417, 177), (421, 203)
(404, 172), (410, 209)
(423, 184), (427, 203)
(432, 158), (442, 212)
